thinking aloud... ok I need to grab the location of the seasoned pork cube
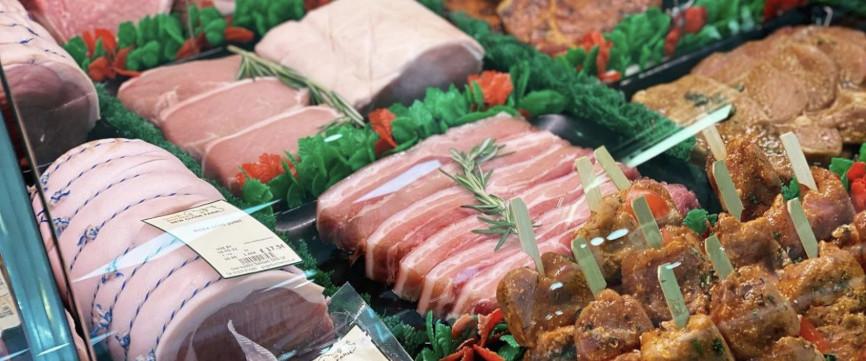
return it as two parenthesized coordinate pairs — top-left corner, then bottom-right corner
(574, 289), (653, 360)
(752, 337), (824, 361)
(714, 214), (791, 273)
(523, 326), (576, 361)
(777, 243), (866, 315)
(707, 137), (783, 220)
(709, 266), (800, 359)
(832, 211), (866, 271)
(818, 312), (866, 361)
(640, 314), (734, 361)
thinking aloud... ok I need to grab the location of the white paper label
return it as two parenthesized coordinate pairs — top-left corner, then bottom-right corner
(0, 274), (20, 332)
(143, 200), (301, 278)
(314, 326), (388, 361)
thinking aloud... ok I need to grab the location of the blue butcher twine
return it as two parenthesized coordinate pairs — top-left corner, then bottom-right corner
(41, 139), (139, 192)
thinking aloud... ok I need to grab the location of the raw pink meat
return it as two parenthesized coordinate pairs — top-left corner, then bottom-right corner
(21, 0), (172, 42)
(255, 0), (484, 110)
(202, 106), (341, 194)
(35, 139), (333, 361)
(0, 0), (98, 162)
(316, 115), (532, 253)
(366, 144), (585, 282)
(159, 78), (310, 159)
(336, 130), (566, 257)
(117, 56), (241, 123)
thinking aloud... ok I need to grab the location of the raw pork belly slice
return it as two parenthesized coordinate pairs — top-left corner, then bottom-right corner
(366, 144), (584, 282)
(256, 0), (484, 110)
(336, 129), (564, 256)
(21, 0), (172, 42)
(316, 115), (532, 253)
(202, 106), (342, 194)
(117, 55), (242, 123)
(34, 139), (333, 361)
(0, 0), (98, 162)
(159, 77), (310, 159)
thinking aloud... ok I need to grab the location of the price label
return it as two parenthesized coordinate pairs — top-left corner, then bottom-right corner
(144, 200), (301, 278)
(0, 274), (20, 332)
(314, 326), (388, 361)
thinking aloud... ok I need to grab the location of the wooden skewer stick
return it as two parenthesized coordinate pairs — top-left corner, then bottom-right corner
(632, 196), (664, 250)
(712, 161), (745, 221)
(780, 132), (818, 191)
(571, 235), (607, 297)
(659, 262), (690, 329)
(575, 157), (603, 212)
(787, 198), (819, 259)
(704, 234), (734, 279)
(701, 124), (727, 161)
(511, 198), (544, 274)
(594, 146), (630, 191)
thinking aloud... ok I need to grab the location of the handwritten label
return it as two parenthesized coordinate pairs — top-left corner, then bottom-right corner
(0, 273), (20, 332)
(143, 200), (301, 278)
(314, 326), (388, 361)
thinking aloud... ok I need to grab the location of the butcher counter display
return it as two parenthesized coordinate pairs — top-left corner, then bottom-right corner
(0, 0), (865, 360)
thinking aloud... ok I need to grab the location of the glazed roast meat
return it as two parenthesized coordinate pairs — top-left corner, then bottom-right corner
(497, 0), (661, 54)
(634, 25), (866, 167)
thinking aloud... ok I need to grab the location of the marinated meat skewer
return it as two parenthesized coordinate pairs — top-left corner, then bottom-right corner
(712, 214), (791, 274)
(573, 289), (653, 361)
(639, 314), (734, 361)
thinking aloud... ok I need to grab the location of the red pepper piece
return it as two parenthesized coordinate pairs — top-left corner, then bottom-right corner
(224, 26), (255, 44)
(683, 7), (708, 33)
(665, 28), (681, 57)
(472, 345), (504, 361)
(847, 162), (866, 182)
(851, 178), (866, 213)
(94, 28), (117, 54)
(799, 316), (831, 354)
(467, 71), (513, 108)
(87, 56), (113, 82)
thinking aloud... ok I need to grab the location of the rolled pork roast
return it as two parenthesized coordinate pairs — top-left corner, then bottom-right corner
(33, 139), (334, 361)
(0, 0), (99, 163)
(19, 0), (172, 42)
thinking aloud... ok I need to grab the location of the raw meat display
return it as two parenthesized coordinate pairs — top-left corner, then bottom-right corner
(32, 139), (333, 361)
(497, 0), (661, 54)
(255, 0), (484, 110)
(158, 77), (310, 159)
(20, 0), (172, 42)
(317, 115), (699, 316)
(633, 26), (866, 173)
(0, 0), (98, 163)
(202, 106), (342, 193)
(117, 56), (242, 123)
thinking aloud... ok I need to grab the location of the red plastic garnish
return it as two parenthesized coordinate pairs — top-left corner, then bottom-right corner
(665, 28), (681, 57)
(467, 71), (513, 109)
(234, 153), (295, 188)
(847, 162), (866, 182)
(577, 31), (619, 81)
(763, 0), (808, 21)
(851, 178), (866, 213)
(369, 108), (398, 155)
(304, 0), (332, 12)
(683, 7), (708, 33)
(224, 26), (255, 44)
(87, 57), (112, 82)
(477, 309), (503, 348)
(177, 32), (209, 59)
(472, 345), (505, 361)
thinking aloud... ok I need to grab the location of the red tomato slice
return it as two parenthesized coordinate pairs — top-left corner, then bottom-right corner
(624, 190), (671, 220)
(799, 316), (831, 354)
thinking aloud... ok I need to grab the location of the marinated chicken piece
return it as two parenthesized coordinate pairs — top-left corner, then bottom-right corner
(752, 337), (824, 361)
(818, 312), (866, 361)
(577, 179), (682, 281)
(767, 43), (839, 111)
(801, 167), (857, 240)
(612, 351), (643, 361)
(714, 214), (791, 273)
(631, 75), (738, 125)
(741, 61), (809, 125)
(524, 326), (577, 361)
(621, 225), (713, 323)
(706, 137), (783, 220)
(640, 314), (734, 361)
(789, 26), (866, 87)
(497, 0), (661, 54)
(805, 296), (866, 329)
(764, 195), (805, 261)
(574, 289), (653, 361)
(777, 243), (866, 315)
(832, 211), (866, 271)
(497, 253), (593, 347)
(709, 266), (800, 360)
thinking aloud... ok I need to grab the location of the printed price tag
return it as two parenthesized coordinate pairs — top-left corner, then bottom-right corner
(314, 326), (388, 361)
(144, 200), (301, 278)
(0, 274), (20, 332)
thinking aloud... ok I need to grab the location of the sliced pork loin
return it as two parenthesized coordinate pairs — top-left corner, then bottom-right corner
(117, 55), (242, 123)
(0, 0), (98, 163)
(21, 0), (172, 42)
(203, 106), (342, 194)
(316, 115), (533, 254)
(256, 0), (484, 110)
(159, 77), (310, 160)
(33, 139), (333, 361)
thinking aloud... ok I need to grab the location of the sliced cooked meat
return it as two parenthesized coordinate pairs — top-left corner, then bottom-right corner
(631, 75), (736, 125)
(776, 242), (866, 314)
(707, 137), (783, 221)
(752, 337), (824, 361)
(813, 89), (866, 144)
(767, 43), (839, 111)
(523, 326), (577, 361)
(497, 253), (593, 347)
(621, 225), (713, 324)
(709, 266), (800, 360)
(778, 118), (844, 162)
(691, 51), (762, 87)
(789, 26), (866, 87)
(496, 0), (661, 54)
(574, 289), (653, 361)
(714, 213), (791, 273)
(741, 61), (809, 125)
(640, 314), (734, 361)
(576, 179), (683, 281)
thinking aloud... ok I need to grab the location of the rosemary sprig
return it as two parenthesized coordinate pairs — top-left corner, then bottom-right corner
(228, 45), (365, 128)
(441, 138), (527, 250)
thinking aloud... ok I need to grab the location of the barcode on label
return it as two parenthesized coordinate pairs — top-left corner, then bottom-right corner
(238, 253), (277, 266)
